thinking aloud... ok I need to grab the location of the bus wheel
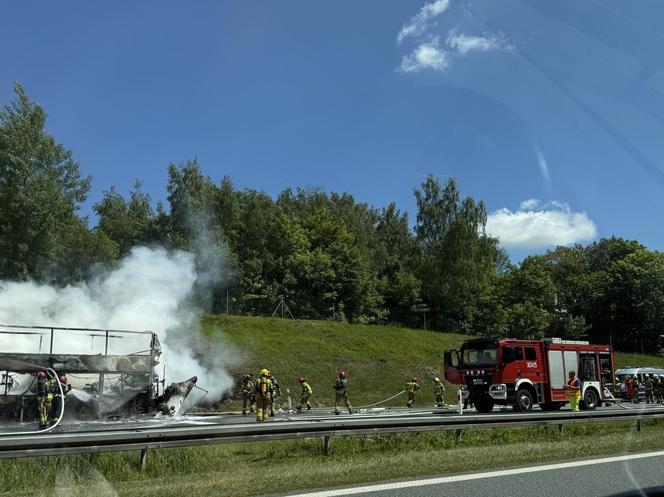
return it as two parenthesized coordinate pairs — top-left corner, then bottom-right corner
(475, 394), (495, 413)
(580, 388), (598, 410)
(514, 389), (533, 412)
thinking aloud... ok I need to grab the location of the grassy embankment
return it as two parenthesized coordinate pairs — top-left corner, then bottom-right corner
(208, 315), (469, 409)
(208, 315), (664, 410)
(2, 315), (664, 497)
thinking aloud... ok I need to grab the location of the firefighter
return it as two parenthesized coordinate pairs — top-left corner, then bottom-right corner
(296, 377), (313, 411)
(625, 375), (634, 402)
(632, 375), (640, 403)
(255, 369), (272, 422)
(653, 375), (662, 404)
(434, 377), (445, 407)
(566, 370), (581, 412)
(50, 373), (71, 424)
(267, 371), (281, 417)
(334, 370), (352, 415)
(35, 370), (50, 429)
(241, 374), (255, 415)
(658, 375), (664, 404)
(406, 377), (420, 408)
(644, 374), (655, 404)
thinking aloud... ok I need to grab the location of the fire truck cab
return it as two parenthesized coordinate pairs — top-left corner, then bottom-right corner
(444, 337), (615, 413)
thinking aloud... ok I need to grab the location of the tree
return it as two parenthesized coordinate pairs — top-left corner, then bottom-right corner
(94, 182), (160, 255)
(600, 250), (664, 352)
(167, 159), (234, 310)
(504, 302), (550, 339)
(48, 218), (119, 283)
(373, 203), (421, 325)
(0, 83), (99, 281)
(414, 175), (500, 332)
(504, 257), (557, 312)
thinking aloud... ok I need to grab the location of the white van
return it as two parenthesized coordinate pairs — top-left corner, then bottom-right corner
(615, 366), (664, 400)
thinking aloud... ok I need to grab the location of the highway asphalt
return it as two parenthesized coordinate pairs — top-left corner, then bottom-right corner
(0, 401), (661, 434)
(279, 450), (664, 497)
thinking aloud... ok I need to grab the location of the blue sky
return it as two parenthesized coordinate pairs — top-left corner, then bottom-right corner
(2, 0), (664, 260)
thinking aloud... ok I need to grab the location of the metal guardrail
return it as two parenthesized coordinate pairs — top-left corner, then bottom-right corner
(1, 407), (664, 462)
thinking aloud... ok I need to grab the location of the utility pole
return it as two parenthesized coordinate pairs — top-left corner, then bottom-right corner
(226, 289), (229, 315)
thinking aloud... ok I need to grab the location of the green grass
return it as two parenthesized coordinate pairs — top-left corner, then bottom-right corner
(616, 352), (664, 369)
(3, 421), (664, 497)
(204, 315), (470, 409)
(203, 315), (664, 411)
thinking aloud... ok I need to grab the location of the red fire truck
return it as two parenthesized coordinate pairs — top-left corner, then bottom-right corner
(444, 337), (616, 413)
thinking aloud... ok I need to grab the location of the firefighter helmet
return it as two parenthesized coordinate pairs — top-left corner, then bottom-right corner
(59, 374), (67, 383)
(260, 369), (269, 376)
(37, 370), (46, 378)
(298, 377), (305, 383)
(434, 377), (440, 383)
(338, 370), (345, 377)
(412, 377), (418, 382)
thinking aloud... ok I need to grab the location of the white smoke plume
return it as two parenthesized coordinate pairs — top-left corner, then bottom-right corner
(0, 246), (234, 401)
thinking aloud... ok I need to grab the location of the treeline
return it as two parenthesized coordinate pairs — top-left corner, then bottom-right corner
(2, 84), (663, 353)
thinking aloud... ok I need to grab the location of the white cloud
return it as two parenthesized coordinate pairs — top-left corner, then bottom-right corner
(446, 30), (511, 56)
(399, 38), (449, 73)
(398, 0), (450, 43)
(519, 198), (540, 210)
(486, 201), (597, 249)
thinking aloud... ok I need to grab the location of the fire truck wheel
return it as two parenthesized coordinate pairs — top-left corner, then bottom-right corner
(514, 388), (534, 412)
(580, 388), (598, 410)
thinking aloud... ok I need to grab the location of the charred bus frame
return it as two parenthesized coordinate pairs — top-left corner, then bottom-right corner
(0, 324), (161, 421)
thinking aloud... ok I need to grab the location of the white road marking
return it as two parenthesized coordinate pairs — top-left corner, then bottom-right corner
(285, 450), (664, 497)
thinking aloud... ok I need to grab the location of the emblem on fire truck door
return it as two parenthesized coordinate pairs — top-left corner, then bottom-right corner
(526, 361), (537, 368)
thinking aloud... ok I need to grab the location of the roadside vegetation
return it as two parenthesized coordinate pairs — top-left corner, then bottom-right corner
(207, 314), (467, 409)
(2, 420), (664, 497)
(208, 315), (664, 411)
(4, 84), (664, 355)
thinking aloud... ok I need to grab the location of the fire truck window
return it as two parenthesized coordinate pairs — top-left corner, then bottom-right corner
(514, 347), (523, 360)
(462, 348), (497, 367)
(525, 347), (536, 361)
(579, 355), (596, 381)
(444, 350), (459, 368)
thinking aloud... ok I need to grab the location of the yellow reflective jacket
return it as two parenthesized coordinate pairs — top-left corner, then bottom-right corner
(406, 381), (420, 393)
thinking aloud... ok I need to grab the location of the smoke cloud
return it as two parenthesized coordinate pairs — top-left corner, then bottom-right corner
(0, 246), (234, 401)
